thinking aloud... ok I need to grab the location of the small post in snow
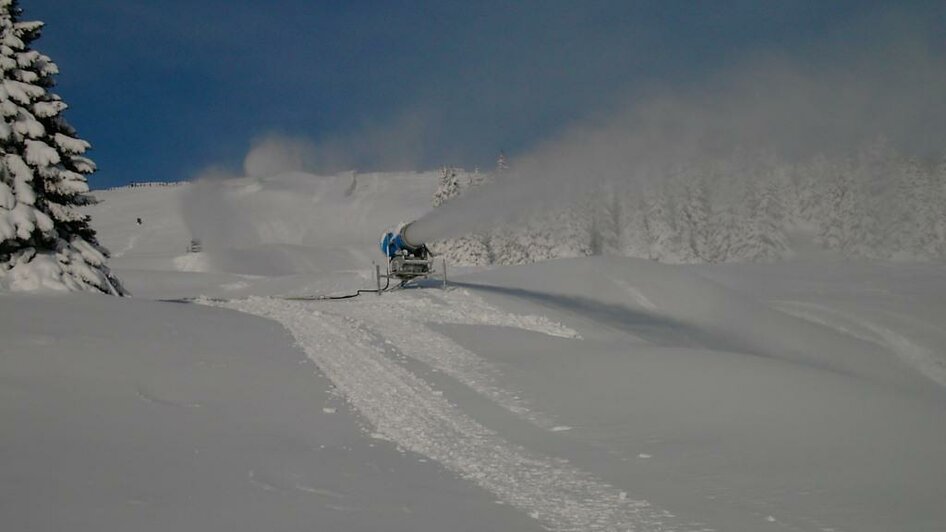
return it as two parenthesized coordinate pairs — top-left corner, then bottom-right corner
(442, 257), (448, 290)
(376, 263), (382, 295)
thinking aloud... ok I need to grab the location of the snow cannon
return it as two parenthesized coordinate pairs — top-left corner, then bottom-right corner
(377, 222), (446, 289)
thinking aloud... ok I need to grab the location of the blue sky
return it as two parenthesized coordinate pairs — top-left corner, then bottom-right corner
(22, 0), (944, 188)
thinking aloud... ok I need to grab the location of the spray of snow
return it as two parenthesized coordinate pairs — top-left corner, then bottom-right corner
(406, 32), (946, 244)
(179, 123), (441, 265)
(242, 134), (319, 178)
(177, 15), (946, 263)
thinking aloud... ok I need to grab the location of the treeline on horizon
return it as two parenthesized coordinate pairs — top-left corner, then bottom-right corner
(432, 141), (946, 265)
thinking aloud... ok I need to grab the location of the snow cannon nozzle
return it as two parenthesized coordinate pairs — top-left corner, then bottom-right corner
(400, 221), (424, 250)
(380, 221), (424, 258)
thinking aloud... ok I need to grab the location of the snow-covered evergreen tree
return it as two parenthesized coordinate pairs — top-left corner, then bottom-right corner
(619, 194), (653, 258)
(932, 159), (946, 256)
(549, 201), (594, 259)
(431, 165), (460, 208)
(644, 189), (683, 262)
(817, 158), (860, 254)
(678, 179), (714, 261)
(0, 1), (124, 294)
(488, 225), (528, 264)
(794, 155), (829, 224)
(889, 157), (930, 259)
(590, 182), (624, 255)
(728, 180), (789, 262)
(496, 150), (508, 175)
(429, 166), (492, 266)
(709, 205), (738, 262)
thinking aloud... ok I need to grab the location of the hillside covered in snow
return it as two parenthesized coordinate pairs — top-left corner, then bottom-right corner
(2, 171), (945, 531)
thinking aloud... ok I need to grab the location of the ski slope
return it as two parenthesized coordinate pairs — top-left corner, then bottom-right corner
(0, 293), (540, 532)
(3, 172), (946, 531)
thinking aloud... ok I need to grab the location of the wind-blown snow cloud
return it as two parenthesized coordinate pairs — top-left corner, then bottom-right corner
(242, 135), (317, 178)
(240, 107), (435, 178)
(408, 17), (946, 244)
(179, 5), (945, 251)
(180, 104), (437, 250)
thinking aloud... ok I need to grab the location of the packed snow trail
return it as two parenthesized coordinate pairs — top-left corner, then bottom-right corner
(209, 292), (700, 532)
(333, 288), (578, 430)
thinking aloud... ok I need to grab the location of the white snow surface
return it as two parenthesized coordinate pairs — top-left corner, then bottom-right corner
(3, 172), (946, 531)
(0, 294), (539, 532)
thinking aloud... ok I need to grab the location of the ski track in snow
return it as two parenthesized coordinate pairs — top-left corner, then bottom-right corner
(333, 288), (577, 430)
(208, 292), (697, 532)
(774, 300), (946, 389)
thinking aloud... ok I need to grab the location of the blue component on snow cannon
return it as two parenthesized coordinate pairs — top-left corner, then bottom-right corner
(380, 231), (410, 258)
(380, 232), (393, 257)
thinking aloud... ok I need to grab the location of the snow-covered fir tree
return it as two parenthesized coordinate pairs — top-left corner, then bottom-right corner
(641, 190), (679, 261)
(487, 225), (529, 264)
(889, 157), (930, 259)
(932, 159), (946, 256)
(728, 179), (789, 262)
(678, 179), (714, 261)
(590, 182), (624, 256)
(794, 155), (830, 224)
(816, 159), (855, 253)
(429, 166), (491, 266)
(0, 1), (124, 294)
(553, 196), (594, 258)
(431, 165), (461, 208)
(619, 194), (653, 258)
(496, 150), (508, 175)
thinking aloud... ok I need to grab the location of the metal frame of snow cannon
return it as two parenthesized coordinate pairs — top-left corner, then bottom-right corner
(378, 222), (447, 291)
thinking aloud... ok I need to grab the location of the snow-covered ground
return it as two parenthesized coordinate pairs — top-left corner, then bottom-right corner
(3, 172), (945, 531)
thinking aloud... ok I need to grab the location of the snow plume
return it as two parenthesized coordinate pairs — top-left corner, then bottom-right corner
(179, 135), (441, 275)
(242, 135), (318, 177)
(180, 104), (436, 250)
(180, 167), (253, 251)
(242, 109), (433, 177)
(408, 30), (946, 246)
(179, 166), (357, 276)
(179, 161), (352, 260)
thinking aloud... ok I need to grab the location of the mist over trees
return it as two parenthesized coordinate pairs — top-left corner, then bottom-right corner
(0, 0), (124, 294)
(433, 143), (946, 265)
